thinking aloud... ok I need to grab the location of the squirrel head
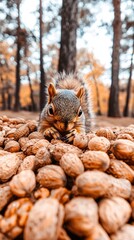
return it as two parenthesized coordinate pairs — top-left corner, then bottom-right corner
(46, 83), (84, 132)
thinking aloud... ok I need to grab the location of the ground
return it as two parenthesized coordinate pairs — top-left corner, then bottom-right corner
(0, 110), (133, 130)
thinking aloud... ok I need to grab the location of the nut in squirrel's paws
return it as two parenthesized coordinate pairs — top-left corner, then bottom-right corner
(61, 129), (76, 143)
(43, 127), (61, 140)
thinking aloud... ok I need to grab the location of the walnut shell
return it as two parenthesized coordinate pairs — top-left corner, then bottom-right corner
(9, 170), (36, 197)
(49, 142), (82, 161)
(21, 139), (37, 155)
(34, 146), (52, 169)
(96, 128), (116, 140)
(26, 120), (37, 132)
(85, 224), (110, 240)
(37, 165), (67, 189)
(24, 198), (64, 240)
(117, 133), (133, 141)
(64, 197), (98, 237)
(34, 188), (50, 199)
(107, 159), (134, 182)
(28, 131), (44, 139)
(18, 137), (29, 149)
(50, 187), (70, 204)
(0, 184), (13, 211)
(0, 154), (21, 182)
(88, 136), (110, 152)
(4, 140), (20, 153)
(110, 224), (134, 240)
(99, 197), (132, 234)
(5, 128), (16, 138)
(14, 125), (29, 140)
(0, 137), (5, 147)
(32, 139), (50, 154)
(76, 170), (131, 199)
(80, 151), (110, 171)
(111, 139), (134, 160)
(18, 155), (35, 172)
(60, 153), (84, 177)
(73, 133), (88, 149)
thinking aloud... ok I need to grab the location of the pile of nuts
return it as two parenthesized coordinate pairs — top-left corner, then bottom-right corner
(0, 115), (134, 240)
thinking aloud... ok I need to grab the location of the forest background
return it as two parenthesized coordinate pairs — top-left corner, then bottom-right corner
(0, 0), (134, 119)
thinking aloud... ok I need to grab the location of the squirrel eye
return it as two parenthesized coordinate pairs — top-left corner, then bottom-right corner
(78, 108), (82, 117)
(48, 105), (54, 116)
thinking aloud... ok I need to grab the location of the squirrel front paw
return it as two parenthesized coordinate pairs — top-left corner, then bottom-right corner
(43, 127), (61, 140)
(61, 129), (76, 143)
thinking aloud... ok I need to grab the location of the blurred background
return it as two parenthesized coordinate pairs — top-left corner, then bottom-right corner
(0, 0), (134, 121)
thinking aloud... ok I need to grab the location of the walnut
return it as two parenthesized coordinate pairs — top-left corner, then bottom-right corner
(73, 133), (88, 149)
(50, 187), (70, 204)
(9, 170), (36, 197)
(80, 151), (110, 171)
(24, 198), (64, 240)
(111, 139), (134, 161)
(32, 139), (50, 154)
(18, 137), (29, 149)
(99, 197), (131, 234)
(49, 142), (82, 161)
(28, 131), (44, 139)
(34, 146), (52, 169)
(4, 140), (20, 153)
(60, 153), (84, 177)
(0, 184), (13, 211)
(5, 128), (16, 138)
(18, 155), (35, 172)
(107, 159), (134, 182)
(117, 133), (133, 141)
(110, 224), (134, 240)
(64, 197), (98, 237)
(96, 127), (116, 140)
(14, 124), (29, 140)
(88, 136), (110, 152)
(85, 224), (110, 240)
(21, 139), (37, 155)
(34, 187), (50, 199)
(26, 120), (37, 132)
(76, 170), (131, 199)
(37, 165), (67, 189)
(0, 154), (21, 182)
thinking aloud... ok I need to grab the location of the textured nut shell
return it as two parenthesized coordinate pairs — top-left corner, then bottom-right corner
(18, 137), (29, 149)
(96, 128), (116, 140)
(24, 198), (64, 240)
(64, 197), (98, 237)
(112, 139), (134, 160)
(34, 187), (50, 199)
(88, 136), (110, 152)
(99, 197), (132, 234)
(37, 165), (67, 189)
(49, 142), (82, 161)
(21, 139), (37, 155)
(51, 187), (70, 204)
(0, 185), (13, 211)
(5, 128), (16, 138)
(110, 224), (134, 240)
(14, 125), (29, 140)
(28, 131), (44, 139)
(4, 140), (20, 153)
(80, 151), (110, 171)
(32, 139), (50, 154)
(60, 153), (84, 177)
(85, 224), (110, 240)
(34, 146), (52, 169)
(0, 137), (5, 147)
(18, 155), (35, 172)
(117, 133), (133, 141)
(107, 159), (134, 182)
(27, 120), (37, 132)
(9, 170), (36, 197)
(73, 134), (88, 149)
(0, 154), (21, 182)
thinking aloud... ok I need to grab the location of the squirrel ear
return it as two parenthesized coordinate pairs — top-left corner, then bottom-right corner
(48, 83), (57, 103)
(76, 86), (85, 99)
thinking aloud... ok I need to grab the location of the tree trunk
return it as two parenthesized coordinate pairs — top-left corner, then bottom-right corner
(27, 66), (37, 112)
(123, 28), (134, 117)
(58, 0), (78, 73)
(1, 77), (6, 110)
(39, 0), (47, 111)
(14, 0), (21, 111)
(108, 0), (121, 117)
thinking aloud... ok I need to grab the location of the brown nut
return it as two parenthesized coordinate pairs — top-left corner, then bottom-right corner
(28, 131), (44, 139)
(32, 139), (50, 154)
(64, 197), (98, 237)
(24, 198), (64, 240)
(34, 188), (50, 199)
(49, 142), (82, 161)
(37, 165), (67, 189)
(0, 215), (17, 233)
(73, 133), (88, 149)
(21, 139), (37, 155)
(111, 139), (134, 161)
(4, 140), (20, 153)
(88, 136), (110, 152)
(26, 120), (37, 132)
(18, 155), (35, 172)
(9, 170), (36, 197)
(0, 184), (13, 211)
(96, 127), (116, 140)
(85, 224), (110, 240)
(60, 153), (84, 177)
(14, 124), (29, 140)
(107, 159), (134, 182)
(34, 146), (52, 169)
(110, 224), (134, 240)
(99, 197), (132, 234)
(80, 151), (110, 171)
(117, 133), (133, 141)
(51, 187), (70, 204)
(0, 154), (21, 182)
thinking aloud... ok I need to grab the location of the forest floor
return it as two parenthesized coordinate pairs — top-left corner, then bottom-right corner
(0, 110), (133, 130)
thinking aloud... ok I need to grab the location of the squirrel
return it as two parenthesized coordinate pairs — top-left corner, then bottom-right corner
(38, 73), (94, 143)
